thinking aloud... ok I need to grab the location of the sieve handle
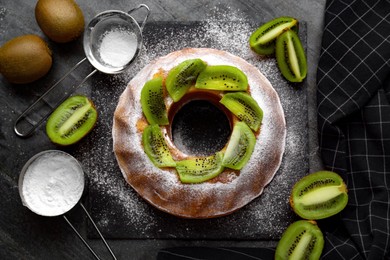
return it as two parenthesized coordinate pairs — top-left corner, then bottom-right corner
(13, 58), (97, 137)
(63, 202), (117, 260)
(128, 4), (150, 31)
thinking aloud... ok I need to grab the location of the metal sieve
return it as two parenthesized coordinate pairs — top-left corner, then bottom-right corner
(19, 150), (117, 260)
(14, 4), (150, 137)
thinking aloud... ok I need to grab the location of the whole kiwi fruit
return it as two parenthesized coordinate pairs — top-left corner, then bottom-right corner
(35, 0), (85, 43)
(0, 35), (52, 84)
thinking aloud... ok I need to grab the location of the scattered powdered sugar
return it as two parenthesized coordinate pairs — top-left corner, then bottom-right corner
(81, 6), (308, 240)
(21, 151), (84, 217)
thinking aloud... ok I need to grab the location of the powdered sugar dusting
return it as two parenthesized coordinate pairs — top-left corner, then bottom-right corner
(82, 6), (308, 239)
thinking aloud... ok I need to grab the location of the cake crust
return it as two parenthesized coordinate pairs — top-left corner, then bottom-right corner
(113, 48), (286, 218)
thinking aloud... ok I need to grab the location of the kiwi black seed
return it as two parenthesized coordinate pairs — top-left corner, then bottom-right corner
(290, 171), (348, 220)
(141, 77), (168, 125)
(46, 95), (97, 146)
(166, 59), (207, 102)
(176, 152), (224, 183)
(275, 29), (307, 83)
(275, 220), (324, 260)
(249, 16), (298, 56)
(142, 124), (176, 168)
(222, 121), (256, 170)
(219, 92), (263, 132)
(195, 65), (248, 91)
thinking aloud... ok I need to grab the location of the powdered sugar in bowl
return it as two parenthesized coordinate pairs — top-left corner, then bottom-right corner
(18, 150), (85, 217)
(83, 4), (150, 74)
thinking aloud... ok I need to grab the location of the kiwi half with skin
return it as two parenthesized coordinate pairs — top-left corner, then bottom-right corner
(222, 122), (256, 170)
(166, 58), (207, 102)
(195, 65), (248, 91)
(46, 95), (97, 146)
(275, 29), (307, 83)
(250, 16), (298, 56)
(176, 152), (224, 184)
(275, 220), (324, 260)
(220, 92), (263, 132)
(141, 76), (168, 125)
(142, 124), (176, 168)
(290, 171), (348, 220)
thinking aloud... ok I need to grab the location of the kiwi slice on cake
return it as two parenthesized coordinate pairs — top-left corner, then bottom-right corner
(290, 171), (348, 220)
(220, 92), (263, 132)
(195, 65), (248, 91)
(249, 16), (298, 56)
(176, 152), (224, 184)
(275, 220), (324, 260)
(222, 121), (256, 170)
(141, 77), (168, 125)
(275, 29), (307, 83)
(142, 124), (176, 168)
(46, 95), (97, 145)
(166, 58), (207, 102)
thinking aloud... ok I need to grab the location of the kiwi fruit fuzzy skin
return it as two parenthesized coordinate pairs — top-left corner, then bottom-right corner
(0, 34), (52, 84)
(35, 0), (85, 43)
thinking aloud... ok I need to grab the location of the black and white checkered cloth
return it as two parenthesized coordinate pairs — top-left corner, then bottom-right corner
(317, 0), (390, 259)
(157, 0), (390, 259)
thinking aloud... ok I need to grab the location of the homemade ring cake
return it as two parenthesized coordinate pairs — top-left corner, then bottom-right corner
(113, 48), (286, 218)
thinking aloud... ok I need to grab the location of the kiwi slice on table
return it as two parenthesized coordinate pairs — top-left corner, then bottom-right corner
(249, 16), (298, 56)
(176, 152), (224, 184)
(220, 92), (263, 132)
(290, 171), (348, 220)
(275, 220), (324, 260)
(141, 77), (168, 125)
(142, 124), (176, 168)
(166, 58), (207, 102)
(222, 122), (256, 170)
(46, 95), (97, 146)
(195, 65), (248, 91)
(275, 29), (307, 83)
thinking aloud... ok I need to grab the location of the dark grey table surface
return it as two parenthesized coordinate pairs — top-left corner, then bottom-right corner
(0, 0), (326, 259)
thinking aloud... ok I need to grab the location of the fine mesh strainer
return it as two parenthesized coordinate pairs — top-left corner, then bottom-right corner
(14, 4), (150, 137)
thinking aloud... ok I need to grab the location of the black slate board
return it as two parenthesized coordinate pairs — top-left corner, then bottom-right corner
(84, 20), (308, 240)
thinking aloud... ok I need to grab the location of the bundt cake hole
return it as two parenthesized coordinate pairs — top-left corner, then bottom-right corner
(168, 91), (233, 157)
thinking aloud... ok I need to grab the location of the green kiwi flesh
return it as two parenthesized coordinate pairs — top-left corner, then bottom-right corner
(176, 152), (224, 183)
(166, 58), (207, 102)
(222, 122), (256, 170)
(142, 124), (176, 168)
(275, 29), (307, 83)
(219, 92), (263, 132)
(46, 95), (97, 145)
(195, 65), (248, 91)
(275, 220), (324, 260)
(249, 16), (298, 56)
(141, 77), (168, 125)
(290, 171), (348, 220)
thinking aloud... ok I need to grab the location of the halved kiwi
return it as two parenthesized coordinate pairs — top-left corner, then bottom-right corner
(195, 65), (248, 91)
(176, 152), (224, 183)
(249, 16), (298, 56)
(166, 58), (207, 102)
(46, 95), (97, 146)
(275, 29), (307, 83)
(142, 124), (176, 168)
(290, 171), (348, 220)
(219, 92), (263, 132)
(141, 76), (168, 125)
(222, 122), (256, 170)
(275, 220), (324, 260)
